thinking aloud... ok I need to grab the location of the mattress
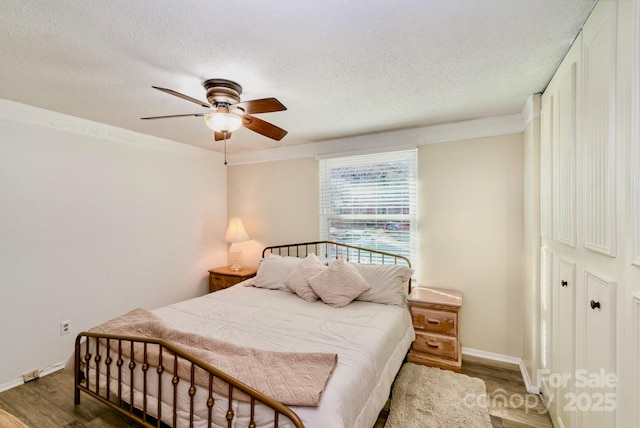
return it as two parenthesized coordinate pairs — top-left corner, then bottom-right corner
(88, 282), (414, 427)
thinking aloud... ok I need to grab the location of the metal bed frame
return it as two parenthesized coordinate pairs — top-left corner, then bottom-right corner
(74, 241), (411, 428)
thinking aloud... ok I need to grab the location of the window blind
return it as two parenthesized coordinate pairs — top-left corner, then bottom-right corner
(319, 149), (417, 266)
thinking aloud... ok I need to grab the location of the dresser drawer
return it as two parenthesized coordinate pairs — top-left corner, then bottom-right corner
(410, 306), (457, 336)
(210, 275), (229, 291)
(412, 331), (458, 360)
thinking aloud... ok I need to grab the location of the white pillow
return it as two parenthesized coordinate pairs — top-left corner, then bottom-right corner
(308, 258), (371, 308)
(253, 256), (302, 291)
(354, 263), (414, 306)
(284, 253), (325, 302)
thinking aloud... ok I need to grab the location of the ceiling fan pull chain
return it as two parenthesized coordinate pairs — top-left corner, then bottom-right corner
(224, 133), (228, 165)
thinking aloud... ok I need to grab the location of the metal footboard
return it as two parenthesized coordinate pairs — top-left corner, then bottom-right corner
(74, 333), (304, 428)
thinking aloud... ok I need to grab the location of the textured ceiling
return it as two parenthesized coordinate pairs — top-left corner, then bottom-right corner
(0, 0), (595, 153)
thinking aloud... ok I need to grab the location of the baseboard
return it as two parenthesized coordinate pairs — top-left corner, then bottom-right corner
(0, 361), (66, 393)
(462, 346), (522, 364)
(462, 347), (541, 394)
(519, 361), (541, 394)
(0, 378), (23, 393)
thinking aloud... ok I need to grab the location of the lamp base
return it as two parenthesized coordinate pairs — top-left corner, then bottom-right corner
(230, 260), (243, 272)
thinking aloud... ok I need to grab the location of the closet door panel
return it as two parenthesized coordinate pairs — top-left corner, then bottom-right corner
(541, 96), (554, 240)
(553, 54), (578, 248)
(583, 0), (617, 256)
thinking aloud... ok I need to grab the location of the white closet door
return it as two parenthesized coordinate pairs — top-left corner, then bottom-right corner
(553, 257), (576, 428)
(580, 272), (616, 428)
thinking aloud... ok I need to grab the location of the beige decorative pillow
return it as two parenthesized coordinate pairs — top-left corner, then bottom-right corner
(253, 256), (302, 291)
(284, 253), (325, 302)
(354, 263), (414, 306)
(308, 258), (371, 308)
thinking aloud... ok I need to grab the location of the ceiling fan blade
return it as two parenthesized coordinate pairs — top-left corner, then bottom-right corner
(152, 86), (211, 108)
(231, 98), (286, 115)
(242, 115), (288, 141)
(214, 131), (232, 141)
(141, 113), (205, 120)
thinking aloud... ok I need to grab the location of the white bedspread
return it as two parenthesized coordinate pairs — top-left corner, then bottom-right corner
(153, 283), (414, 428)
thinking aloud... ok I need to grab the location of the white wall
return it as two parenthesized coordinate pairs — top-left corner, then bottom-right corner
(418, 134), (524, 357)
(0, 101), (228, 388)
(228, 133), (525, 358)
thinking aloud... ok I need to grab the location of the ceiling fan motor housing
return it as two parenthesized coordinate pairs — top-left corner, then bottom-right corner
(203, 79), (242, 106)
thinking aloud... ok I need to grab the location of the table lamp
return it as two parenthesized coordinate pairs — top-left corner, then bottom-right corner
(225, 218), (250, 271)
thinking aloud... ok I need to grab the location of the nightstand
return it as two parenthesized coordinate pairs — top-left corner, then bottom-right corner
(407, 287), (463, 372)
(208, 266), (257, 293)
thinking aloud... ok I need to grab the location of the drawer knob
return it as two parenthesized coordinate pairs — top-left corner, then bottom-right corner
(426, 340), (440, 348)
(590, 300), (601, 310)
(426, 318), (441, 326)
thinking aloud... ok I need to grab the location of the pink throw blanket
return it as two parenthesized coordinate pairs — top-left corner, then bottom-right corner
(89, 308), (337, 406)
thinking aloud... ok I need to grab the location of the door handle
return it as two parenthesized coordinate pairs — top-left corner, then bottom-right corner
(561, 280), (568, 287)
(590, 300), (601, 310)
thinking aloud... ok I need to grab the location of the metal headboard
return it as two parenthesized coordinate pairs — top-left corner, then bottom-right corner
(262, 240), (411, 268)
(262, 241), (413, 293)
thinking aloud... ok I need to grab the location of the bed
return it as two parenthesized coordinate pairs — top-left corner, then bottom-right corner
(74, 241), (414, 428)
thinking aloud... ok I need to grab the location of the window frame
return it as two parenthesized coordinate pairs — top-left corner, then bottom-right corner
(318, 149), (418, 268)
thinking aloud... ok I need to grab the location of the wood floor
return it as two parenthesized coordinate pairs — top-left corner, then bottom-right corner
(459, 356), (552, 428)
(0, 356), (553, 428)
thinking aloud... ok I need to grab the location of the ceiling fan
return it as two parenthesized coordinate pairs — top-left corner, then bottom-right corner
(141, 79), (288, 141)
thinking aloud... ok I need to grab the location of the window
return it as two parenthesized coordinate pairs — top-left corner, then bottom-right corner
(319, 149), (417, 266)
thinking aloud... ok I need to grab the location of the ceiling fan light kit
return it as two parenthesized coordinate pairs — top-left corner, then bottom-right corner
(141, 78), (288, 142)
(204, 111), (242, 133)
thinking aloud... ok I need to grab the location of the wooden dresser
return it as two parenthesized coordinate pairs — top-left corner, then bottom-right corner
(208, 266), (257, 293)
(407, 287), (463, 372)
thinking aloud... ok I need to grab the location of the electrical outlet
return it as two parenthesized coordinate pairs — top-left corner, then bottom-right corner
(60, 320), (71, 335)
(23, 369), (39, 383)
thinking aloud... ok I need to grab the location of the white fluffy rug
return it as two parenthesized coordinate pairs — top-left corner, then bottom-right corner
(385, 363), (493, 428)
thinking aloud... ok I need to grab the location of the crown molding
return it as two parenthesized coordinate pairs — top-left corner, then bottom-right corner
(420, 113), (525, 145)
(228, 112), (527, 165)
(0, 99), (224, 163)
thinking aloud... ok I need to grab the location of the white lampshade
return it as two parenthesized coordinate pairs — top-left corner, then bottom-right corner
(204, 112), (242, 133)
(225, 218), (250, 243)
